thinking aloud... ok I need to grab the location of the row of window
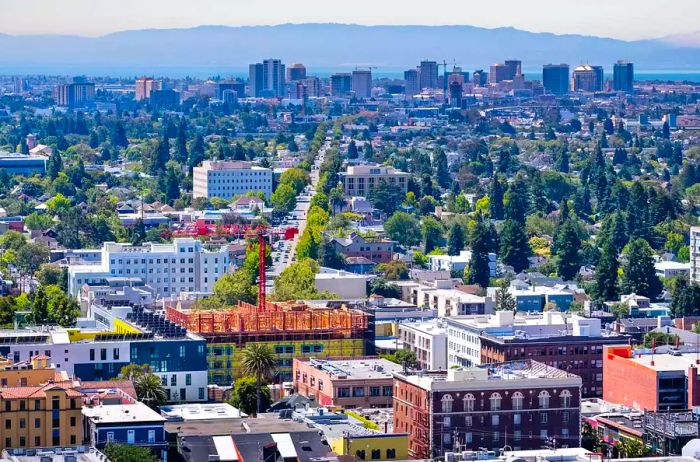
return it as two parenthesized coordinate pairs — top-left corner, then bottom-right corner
(448, 428), (570, 445)
(5, 415), (77, 430)
(441, 411), (570, 428)
(440, 390), (572, 412)
(159, 373), (192, 386)
(355, 449), (397, 460)
(337, 386), (393, 398)
(6, 434), (75, 448)
(3, 397), (77, 412)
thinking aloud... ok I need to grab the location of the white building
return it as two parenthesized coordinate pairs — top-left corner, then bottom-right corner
(67, 238), (231, 298)
(398, 319), (447, 370)
(408, 279), (493, 317)
(692, 227), (700, 283)
(314, 267), (371, 298)
(193, 160), (273, 200)
(428, 250), (497, 276)
(655, 260), (690, 279)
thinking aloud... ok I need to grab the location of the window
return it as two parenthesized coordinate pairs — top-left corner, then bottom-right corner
(493, 431), (500, 442)
(107, 432), (114, 443)
(514, 430), (522, 441)
(513, 414), (521, 425)
(70, 416), (76, 427)
(538, 391), (550, 409)
(512, 391), (524, 410)
(100, 348), (107, 360)
(562, 411), (569, 424)
(171, 374), (177, 386)
(19, 418), (25, 429)
(4, 438), (9, 448)
(491, 415), (499, 426)
(89, 349), (95, 361)
(338, 388), (350, 398)
(353, 387), (365, 397)
(540, 412), (548, 424)
(3, 401), (9, 412)
(113, 348), (120, 360)
(443, 417), (451, 427)
(443, 433), (451, 445)
(35, 418), (41, 428)
(465, 432), (473, 444)
(34, 436), (40, 446)
(540, 429), (548, 440)
(148, 430), (156, 443)
(70, 435), (76, 445)
(186, 374), (192, 386)
(490, 392), (502, 411)
(356, 450), (366, 460)
(180, 345), (186, 357)
(560, 390), (572, 407)
(441, 394), (453, 413)
(371, 450), (381, 460)
(5, 419), (10, 429)
(19, 400), (25, 411)
(127, 430), (135, 444)
(386, 449), (396, 459)
(370, 387), (381, 396)
(463, 393), (475, 412)
(199, 388), (205, 400)
(465, 416), (472, 427)
(34, 399), (40, 410)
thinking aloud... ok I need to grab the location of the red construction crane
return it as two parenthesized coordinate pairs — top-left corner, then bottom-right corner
(252, 225), (293, 312)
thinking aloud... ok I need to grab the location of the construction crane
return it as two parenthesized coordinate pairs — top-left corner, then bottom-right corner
(252, 225), (293, 312)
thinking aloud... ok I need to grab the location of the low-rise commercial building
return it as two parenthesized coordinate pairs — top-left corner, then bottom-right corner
(293, 357), (400, 408)
(193, 160), (273, 199)
(603, 345), (700, 411)
(393, 361), (582, 458)
(0, 152), (48, 175)
(314, 268), (371, 299)
(339, 164), (409, 197)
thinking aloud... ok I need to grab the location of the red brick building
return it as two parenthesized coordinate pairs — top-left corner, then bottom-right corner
(603, 345), (700, 411)
(393, 361), (582, 459)
(293, 357), (400, 408)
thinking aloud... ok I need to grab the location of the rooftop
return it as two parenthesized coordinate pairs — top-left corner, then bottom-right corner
(82, 402), (166, 424)
(2, 447), (104, 462)
(300, 357), (402, 380)
(161, 403), (246, 421)
(627, 351), (700, 372)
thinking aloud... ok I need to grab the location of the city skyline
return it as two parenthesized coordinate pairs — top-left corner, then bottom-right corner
(1, 0), (699, 41)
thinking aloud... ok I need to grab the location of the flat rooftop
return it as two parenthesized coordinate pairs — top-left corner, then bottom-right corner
(3, 448), (103, 462)
(302, 358), (402, 380)
(161, 403), (246, 421)
(628, 352), (700, 372)
(82, 402), (166, 424)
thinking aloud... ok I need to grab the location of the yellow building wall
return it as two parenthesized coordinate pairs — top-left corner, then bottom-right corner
(330, 434), (409, 461)
(66, 329), (100, 342)
(208, 338), (366, 385)
(113, 319), (142, 335)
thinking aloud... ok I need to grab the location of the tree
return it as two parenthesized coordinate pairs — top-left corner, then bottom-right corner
(111, 121), (129, 148)
(447, 222), (465, 256)
(504, 179), (528, 225)
(229, 376), (271, 415)
(175, 117), (188, 163)
(35, 264), (67, 290)
(347, 140), (358, 159)
(434, 148), (451, 189)
(47, 150), (63, 180)
(554, 221), (581, 280)
(670, 277), (700, 317)
(499, 219), (531, 273)
(621, 238), (663, 301)
(466, 220), (494, 288)
(213, 270), (256, 306)
(134, 372), (167, 408)
(369, 277), (401, 298)
(16, 243), (50, 287)
(164, 168), (180, 205)
(278, 168), (310, 194)
(594, 240), (620, 302)
(273, 258), (333, 301)
(489, 176), (505, 220)
(103, 443), (157, 462)
(24, 212), (54, 231)
(662, 120), (671, 139)
(381, 261), (409, 281)
(31, 286), (49, 324)
(421, 216), (443, 254)
(495, 281), (516, 311)
(240, 343), (277, 414)
(272, 183), (297, 214)
(383, 212), (421, 247)
(368, 181), (404, 216)
(318, 239), (345, 270)
(310, 192), (330, 213)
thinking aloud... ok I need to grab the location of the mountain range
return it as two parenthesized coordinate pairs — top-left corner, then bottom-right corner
(1, 23), (700, 77)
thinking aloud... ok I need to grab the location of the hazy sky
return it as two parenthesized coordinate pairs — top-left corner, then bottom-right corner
(1, 0), (698, 40)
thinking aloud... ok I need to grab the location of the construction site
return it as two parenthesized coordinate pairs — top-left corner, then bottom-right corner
(165, 300), (376, 385)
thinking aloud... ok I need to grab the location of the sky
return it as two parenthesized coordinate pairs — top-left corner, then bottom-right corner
(1, 0), (698, 41)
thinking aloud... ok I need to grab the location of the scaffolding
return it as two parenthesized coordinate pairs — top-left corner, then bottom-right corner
(166, 301), (370, 338)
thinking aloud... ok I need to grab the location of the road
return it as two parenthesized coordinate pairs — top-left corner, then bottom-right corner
(266, 141), (328, 290)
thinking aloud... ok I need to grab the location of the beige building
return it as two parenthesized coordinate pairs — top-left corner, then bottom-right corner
(193, 160), (273, 200)
(135, 77), (162, 101)
(339, 164), (409, 197)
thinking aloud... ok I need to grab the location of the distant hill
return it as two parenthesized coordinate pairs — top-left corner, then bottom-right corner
(1, 23), (699, 77)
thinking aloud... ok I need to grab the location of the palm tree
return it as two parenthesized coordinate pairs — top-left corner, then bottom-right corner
(134, 373), (167, 409)
(240, 343), (277, 414)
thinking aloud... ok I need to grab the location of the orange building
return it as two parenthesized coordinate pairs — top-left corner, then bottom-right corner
(603, 345), (700, 411)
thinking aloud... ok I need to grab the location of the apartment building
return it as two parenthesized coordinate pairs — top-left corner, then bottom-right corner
(339, 164), (409, 197)
(66, 238), (230, 298)
(398, 320), (447, 370)
(328, 232), (394, 264)
(193, 160), (273, 200)
(409, 279), (493, 317)
(428, 250), (497, 277)
(446, 311), (628, 397)
(690, 227), (700, 283)
(293, 357), (400, 408)
(393, 361), (582, 458)
(0, 319), (208, 403)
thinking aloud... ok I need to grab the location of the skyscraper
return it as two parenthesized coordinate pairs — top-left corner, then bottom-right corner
(473, 70), (488, 87)
(543, 64), (570, 95)
(352, 70), (372, 99)
(249, 59), (286, 97)
(330, 74), (353, 97)
(448, 80), (463, 108)
(613, 60), (634, 93)
(504, 60), (522, 79)
(135, 77), (162, 101)
(55, 77), (95, 108)
(489, 64), (509, 84)
(248, 63), (264, 97)
(287, 63), (307, 82)
(404, 69), (420, 96)
(572, 65), (604, 92)
(419, 61), (438, 90)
